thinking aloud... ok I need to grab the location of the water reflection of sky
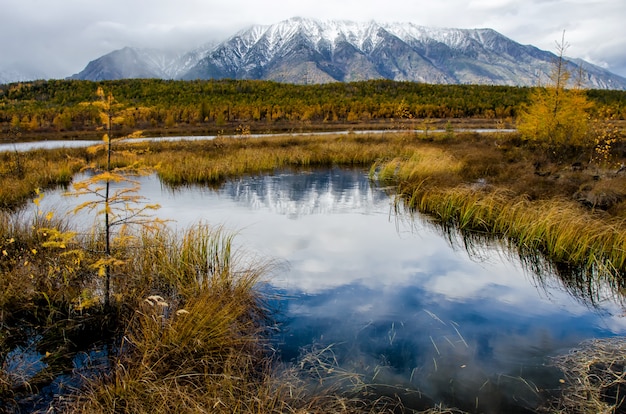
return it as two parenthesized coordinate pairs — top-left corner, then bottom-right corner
(35, 168), (626, 412)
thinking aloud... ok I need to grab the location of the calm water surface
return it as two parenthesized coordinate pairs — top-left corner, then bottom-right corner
(35, 168), (626, 412)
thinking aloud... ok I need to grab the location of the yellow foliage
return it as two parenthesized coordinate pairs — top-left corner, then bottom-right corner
(72, 290), (101, 312)
(86, 145), (104, 155)
(517, 86), (592, 146)
(517, 34), (594, 147)
(39, 227), (77, 249)
(92, 257), (126, 275)
(63, 87), (164, 307)
(33, 188), (43, 207)
(591, 121), (621, 167)
(127, 130), (145, 138)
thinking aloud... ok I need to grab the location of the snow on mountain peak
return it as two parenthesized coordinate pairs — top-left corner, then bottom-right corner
(229, 17), (504, 59)
(64, 17), (626, 89)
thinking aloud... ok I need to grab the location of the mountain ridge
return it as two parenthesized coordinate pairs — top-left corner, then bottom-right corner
(64, 17), (626, 90)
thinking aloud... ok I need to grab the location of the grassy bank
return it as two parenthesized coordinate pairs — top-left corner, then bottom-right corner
(130, 131), (626, 278)
(0, 147), (86, 209)
(369, 132), (626, 276)
(146, 133), (410, 186)
(73, 130), (624, 297)
(2, 129), (626, 412)
(0, 212), (407, 413)
(2, 129), (625, 271)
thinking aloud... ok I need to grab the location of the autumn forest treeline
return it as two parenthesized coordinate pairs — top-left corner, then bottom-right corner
(1, 79), (625, 138)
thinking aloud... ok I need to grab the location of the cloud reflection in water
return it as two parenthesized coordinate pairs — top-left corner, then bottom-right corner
(37, 167), (626, 411)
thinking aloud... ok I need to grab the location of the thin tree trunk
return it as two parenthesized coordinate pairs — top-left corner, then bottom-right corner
(104, 96), (112, 308)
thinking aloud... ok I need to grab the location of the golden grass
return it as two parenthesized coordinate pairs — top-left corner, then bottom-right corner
(58, 224), (404, 414)
(0, 210), (91, 316)
(1, 219), (275, 413)
(0, 212), (316, 410)
(68, 327), (407, 413)
(125, 133), (416, 186)
(546, 338), (626, 413)
(3, 131), (623, 286)
(0, 148), (86, 210)
(70, 289), (268, 413)
(373, 147), (463, 183)
(2, 130), (626, 412)
(366, 134), (626, 275)
(398, 184), (626, 276)
(0, 213), (411, 413)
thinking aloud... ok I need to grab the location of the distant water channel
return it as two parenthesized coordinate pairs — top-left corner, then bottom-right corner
(0, 128), (516, 153)
(33, 167), (626, 412)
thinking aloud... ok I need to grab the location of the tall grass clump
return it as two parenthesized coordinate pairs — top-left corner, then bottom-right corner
(63, 223), (403, 413)
(118, 134), (413, 187)
(69, 289), (269, 413)
(120, 224), (251, 296)
(402, 184), (626, 277)
(372, 144), (626, 277)
(0, 216), (275, 412)
(61, 223), (272, 413)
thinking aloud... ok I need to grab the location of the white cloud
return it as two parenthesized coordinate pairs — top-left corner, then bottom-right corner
(1, 0), (625, 78)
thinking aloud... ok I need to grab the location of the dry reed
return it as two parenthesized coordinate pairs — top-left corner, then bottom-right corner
(545, 338), (626, 413)
(370, 140), (626, 275)
(0, 147), (86, 210)
(408, 186), (626, 275)
(3, 130), (626, 412)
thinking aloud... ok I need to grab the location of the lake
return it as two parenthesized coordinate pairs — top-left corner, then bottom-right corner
(33, 167), (626, 412)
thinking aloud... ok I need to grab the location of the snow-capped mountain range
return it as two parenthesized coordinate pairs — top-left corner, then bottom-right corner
(10, 17), (626, 89)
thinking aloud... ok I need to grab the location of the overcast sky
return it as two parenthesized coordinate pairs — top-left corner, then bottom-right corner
(3, 0), (625, 79)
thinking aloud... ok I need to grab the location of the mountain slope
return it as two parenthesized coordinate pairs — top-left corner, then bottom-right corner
(71, 17), (626, 89)
(70, 44), (214, 81)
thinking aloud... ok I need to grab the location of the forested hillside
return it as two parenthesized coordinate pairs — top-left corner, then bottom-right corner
(1, 79), (625, 138)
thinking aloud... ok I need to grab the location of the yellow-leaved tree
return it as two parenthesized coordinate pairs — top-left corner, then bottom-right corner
(517, 32), (593, 149)
(66, 87), (163, 308)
